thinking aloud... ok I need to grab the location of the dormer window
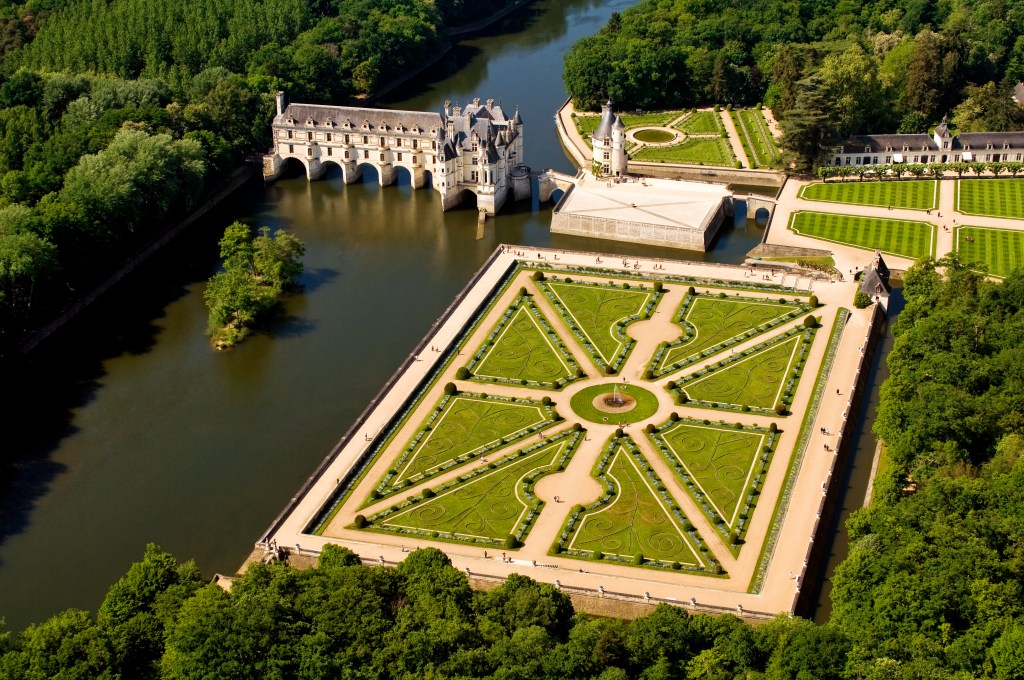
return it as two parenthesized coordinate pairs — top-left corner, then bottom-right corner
(324, 117), (335, 128)
(361, 121), (370, 130)
(285, 116), (294, 125)
(305, 117), (315, 126)
(864, 146), (871, 153)
(412, 126), (420, 133)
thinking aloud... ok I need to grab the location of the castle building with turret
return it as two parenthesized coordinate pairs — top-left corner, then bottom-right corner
(263, 92), (529, 215)
(591, 100), (628, 176)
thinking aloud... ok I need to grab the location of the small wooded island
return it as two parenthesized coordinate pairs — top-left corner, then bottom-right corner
(205, 221), (305, 349)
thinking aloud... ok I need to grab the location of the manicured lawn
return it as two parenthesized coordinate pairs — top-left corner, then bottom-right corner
(574, 115), (600, 141)
(371, 434), (578, 542)
(620, 111), (681, 128)
(651, 294), (805, 377)
(569, 384), (660, 424)
(675, 111), (721, 135)
(679, 332), (808, 410)
(957, 178), (1024, 219)
(651, 421), (769, 530)
(380, 394), (555, 492)
(788, 211), (936, 259)
(956, 226), (1024, 278)
(798, 180), (938, 210)
(567, 442), (704, 566)
(731, 109), (780, 168)
(634, 128), (675, 143)
(632, 137), (735, 166)
(466, 295), (581, 388)
(540, 280), (657, 370)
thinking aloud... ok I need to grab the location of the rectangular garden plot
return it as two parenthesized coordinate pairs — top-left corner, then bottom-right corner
(552, 435), (717, 573)
(648, 419), (778, 553)
(798, 180), (938, 210)
(370, 393), (558, 500)
(363, 430), (583, 547)
(462, 292), (583, 388)
(538, 278), (660, 374)
(957, 178), (1024, 219)
(788, 211), (936, 260)
(672, 325), (817, 415)
(955, 225), (1024, 278)
(648, 292), (808, 378)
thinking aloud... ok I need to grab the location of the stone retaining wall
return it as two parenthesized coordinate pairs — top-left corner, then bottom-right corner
(628, 162), (785, 188)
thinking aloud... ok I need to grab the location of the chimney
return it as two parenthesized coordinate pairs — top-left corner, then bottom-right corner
(485, 98), (493, 111)
(275, 91), (285, 116)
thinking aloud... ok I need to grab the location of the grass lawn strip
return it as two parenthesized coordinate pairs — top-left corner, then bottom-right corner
(365, 430), (582, 546)
(731, 109), (780, 168)
(379, 393), (557, 495)
(651, 293), (807, 377)
(674, 111), (722, 135)
(748, 309), (848, 593)
(798, 180), (938, 210)
(649, 420), (777, 552)
(955, 225), (1024, 278)
(673, 325), (816, 415)
(465, 293), (582, 388)
(558, 437), (713, 570)
(788, 210), (935, 260)
(632, 137), (735, 166)
(540, 279), (659, 372)
(956, 178), (1024, 219)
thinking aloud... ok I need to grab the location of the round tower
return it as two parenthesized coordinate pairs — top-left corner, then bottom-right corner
(610, 115), (627, 176)
(591, 100), (616, 175)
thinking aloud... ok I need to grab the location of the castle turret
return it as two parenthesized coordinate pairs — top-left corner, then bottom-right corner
(611, 115), (627, 176)
(591, 101), (618, 176)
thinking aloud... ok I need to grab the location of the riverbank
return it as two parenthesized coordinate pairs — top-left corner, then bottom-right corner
(18, 166), (258, 355)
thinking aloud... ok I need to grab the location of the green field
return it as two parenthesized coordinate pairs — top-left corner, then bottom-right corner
(674, 111), (721, 135)
(620, 111), (681, 128)
(957, 179), (1024, 219)
(632, 137), (735, 166)
(956, 226), (1024, 278)
(798, 181), (938, 210)
(633, 128), (675, 143)
(567, 443), (704, 566)
(569, 384), (660, 424)
(731, 109), (780, 168)
(680, 332), (808, 411)
(466, 296), (580, 388)
(651, 294), (804, 377)
(371, 434), (578, 542)
(540, 280), (656, 369)
(378, 394), (554, 493)
(651, 421), (769, 531)
(788, 211), (936, 259)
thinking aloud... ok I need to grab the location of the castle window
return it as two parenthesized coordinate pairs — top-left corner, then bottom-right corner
(307, 147), (313, 156)
(287, 130), (293, 139)
(431, 155), (436, 164)
(344, 134), (350, 143)
(380, 137), (385, 146)
(327, 148), (332, 156)
(471, 158), (478, 165)
(326, 133), (332, 142)
(363, 135), (368, 144)
(471, 171), (477, 181)
(289, 144), (294, 154)
(396, 139), (402, 147)
(345, 151), (350, 159)
(413, 140), (418, 149)
(307, 131), (313, 141)
(432, 141), (437, 150)
(472, 141), (478, 151)
(397, 153), (403, 161)
(363, 150), (369, 159)
(885, 156), (891, 164)
(604, 152), (610, 160)
(380, 153), (385, 161)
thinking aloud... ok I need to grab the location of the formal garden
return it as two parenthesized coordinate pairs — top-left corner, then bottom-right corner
(956, 225), (1024, 278)
(306, 260), (841, 590)
(649, 291), (809, 378)
(798, 180), (938, 210)
(730, 108), (781, 168)
(788, 210), (936, 260)
(956, 178), (1024, 218)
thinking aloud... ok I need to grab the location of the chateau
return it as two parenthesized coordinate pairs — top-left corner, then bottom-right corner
(591, 100), (628, 176)
(263, 92), (530, 214)
(829, 116), (1024, 167)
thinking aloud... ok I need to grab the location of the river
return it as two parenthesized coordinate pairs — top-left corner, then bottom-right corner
(0, 0), (875, 630)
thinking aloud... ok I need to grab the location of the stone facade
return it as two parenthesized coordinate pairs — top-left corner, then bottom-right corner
(828, 117), (1024, 166)
(591, 101), (628, 176)
(264, 92), (528, 215)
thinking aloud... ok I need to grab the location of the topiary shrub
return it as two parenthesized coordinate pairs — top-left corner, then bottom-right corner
(670, 412), (679, 422)
(653, 281), (663, 292)
(605, 365), (617, 375)
(576, 368), (586, 378)
(778, 297), (787, 304)
(633, 553), (644, 565)
(644, 423), (655, 434)
(804, 314), (818, 329)
(769, 422), (778, 432)
(808, 295), (819, 307)
(854, 290), (873, 308)
(353, 514), (367, 528)
(774, 402), (787, 416)
(728, 530), (738, 545)
(678, 393), (689, 404)
(643, 369), (653, 380)
(532, 271), (545, 281)
(504, 534), (518, 550)
(615, 428), (624, 438)
(422, 488), (435, 499)
(735, 160), (742, 169)
(455, 367), (470, 380)
(622, 282), (630, 289)
(687, 286), (695, 296)
(594, 551), (604, 560)
(542, 396), (552, 405)
(444, 382), (458, 395)
(672, 561), (682, 570)
(573, 422), (584, 432)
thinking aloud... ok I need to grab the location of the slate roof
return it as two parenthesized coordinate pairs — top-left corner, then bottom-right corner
(860, 252), (891, 298)
(594, 101), (615, 140)
(276, 104), (442, 132)
(837, 134), (937, 154)
(953, 132), (1024, 150)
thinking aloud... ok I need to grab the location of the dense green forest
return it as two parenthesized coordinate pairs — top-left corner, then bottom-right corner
(562, 0), (1024, 169)
(0, 0), (512, 355)
(6, 260), (1024, 678)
